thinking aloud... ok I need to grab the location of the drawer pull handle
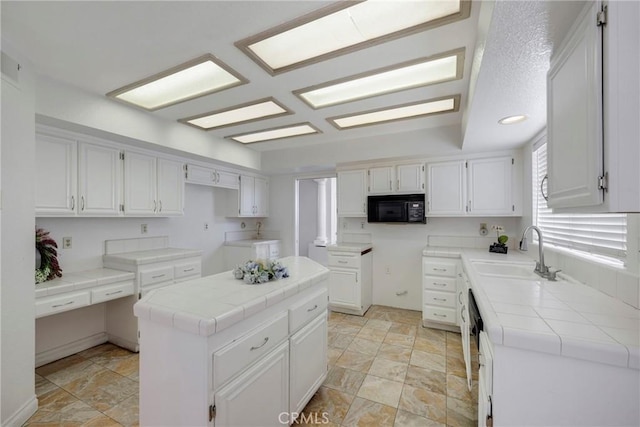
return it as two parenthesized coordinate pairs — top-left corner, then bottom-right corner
(434, 282), (447, 287)
(152, 274), (166, 279)
(307, 304), (318, 312)
(396, 291), (408, 296)
(52, 301), (75, 308)
(106, 290), (123, 296)
(433, 298), (447, 302)
(337, 260), (348, 264)
(432, 268), (447, 272)
(250, 337), (269, 351)
(183, 268), (195, 272)
(433, 313), (447, 318)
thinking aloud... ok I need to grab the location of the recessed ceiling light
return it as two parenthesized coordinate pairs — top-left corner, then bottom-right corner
(106, 54), (248, 111)
(227, 123), (321, 144)
(236, 0), (471, 75)
(294, 49), (464, 109)
(498, 115), (528, 125)
(327, 95), (460, 130)
(178, 98), (292, 130)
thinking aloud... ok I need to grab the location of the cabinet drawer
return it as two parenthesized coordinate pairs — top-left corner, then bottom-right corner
(423, 290), (456, 308)
(36, 291), (90, 318)
(213, 311), (288, 389)
(328, 253), (360, 268)
(91, 281), (134, 304)
(173, 261), (201, 280)
(269, 244), (280, 259)
(423, 276), (457, 292)
(289, 288), (328, 332)
(423, 305), (457, 324)
(422, 259), (457, 277)
(140, 266), (174, 286)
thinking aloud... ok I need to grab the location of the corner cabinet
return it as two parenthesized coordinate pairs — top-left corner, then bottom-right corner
(547, 1), (640, 212)
(337, 170), (367, 216)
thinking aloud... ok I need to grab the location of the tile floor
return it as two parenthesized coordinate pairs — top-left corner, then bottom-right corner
(26, 305), (478, 426)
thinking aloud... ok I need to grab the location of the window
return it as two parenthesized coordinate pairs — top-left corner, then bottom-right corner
(532, 143), (627, 265)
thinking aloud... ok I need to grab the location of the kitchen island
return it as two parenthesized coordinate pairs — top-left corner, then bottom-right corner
(133, 256), (329, 427)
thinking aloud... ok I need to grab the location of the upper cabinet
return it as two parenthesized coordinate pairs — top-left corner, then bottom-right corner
(547, 1), (640, 212)
(78, 142), (122, 216)
(36, 132), (77, 215)
(185, 163), (239, 190)
(337, 170), (367, 217)
(368, 167), (394, 194)
(367, 163), (425, 194)
(427, 156), (519, 217)
(234, 175), (268, 217)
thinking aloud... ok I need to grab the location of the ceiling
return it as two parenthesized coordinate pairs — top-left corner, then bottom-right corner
(1, 1), (584, 156)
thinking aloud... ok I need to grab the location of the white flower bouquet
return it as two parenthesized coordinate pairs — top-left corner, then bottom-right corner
(233, 259), (289, 284)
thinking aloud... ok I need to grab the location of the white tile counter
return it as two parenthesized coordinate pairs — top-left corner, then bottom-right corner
(326, 242), (373, 254)
(102, 247), (203, 266)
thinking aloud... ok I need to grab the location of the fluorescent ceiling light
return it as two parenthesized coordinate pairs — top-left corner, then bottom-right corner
(328, 95), (460, 129)
(179, 98), (292, 130)
(295, 49), (464, 109)
(107, 54), (248, 110)
(236, 0), (470, 75)
(227, 123), (321, 144)
(498, 115), (528, 125)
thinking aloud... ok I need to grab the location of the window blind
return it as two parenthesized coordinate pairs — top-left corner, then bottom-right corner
(532, 143), (627, 263)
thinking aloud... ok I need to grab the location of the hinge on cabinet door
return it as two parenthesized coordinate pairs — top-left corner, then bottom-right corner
(598, 172), (608, 191)
(138, 292), (142, 299)
(209, 404), (216, 421)
(465, 161), (468, 168)
(512, 205), (515, 212)
(120, 152), (125, 161)
(422, 165), (424, 172)
(120, 204), (125, 212)
(597, 5), (607, 26)
(511, 158), (514, 165)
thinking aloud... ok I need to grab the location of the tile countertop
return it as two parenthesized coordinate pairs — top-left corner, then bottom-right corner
(35, 268), (135, 298)
(102, 247), (203, 265)
(133, 256), (328, 337)
(326, 243), (373, 254)
(223, 239), (280, 248)
(424, 247), (640, 370)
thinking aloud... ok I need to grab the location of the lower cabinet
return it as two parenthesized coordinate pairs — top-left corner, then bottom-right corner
(422, 256), (460, 331)
(214, 342), (290, 427)
(327, 249), (373, 316)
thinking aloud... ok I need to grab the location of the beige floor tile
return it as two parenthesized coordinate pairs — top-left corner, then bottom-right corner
(413, 336), (446, 356)
(377, 344), (412, 364)
(84, 415), (124, 426)
(328, 347), (344, 365)
(416, 325), (447, 341)
(335, 351), (375, 373)
(446, 396), (476, 427)
(404, 365), (447, 395)
(104, 393), (139, 426)
(101, 354), (139, 377)
(24, 388), (104, 425)
(368, 358), (408, 383)
(81, 344), (135, 365)
(329, 332), (355, 349)
(340, 315), (368, 326)
(342, 397), (397, 427)
(363, 319), (393, 331)
(302, 386), (354, 425)
(323, 366), (366, 395)
(398, 384), (447, 424)
(389, 322), (417, 336)
(61, 368), (138, 412)
(410, 349), (446, 372)
(446, 374), (474, 402)
(347, 337), (382, 356)
(446, 355), (476, 380)
(35, 374), (59, 397)
(383, 332), (415, 348)
(356, 327), (388, 343)
(333, 323), (363, 335)
(356, 375), (403, 408)
(35, 354), (89, 378)
(394, 409), (445, 427)
(42, 359), (105, 388)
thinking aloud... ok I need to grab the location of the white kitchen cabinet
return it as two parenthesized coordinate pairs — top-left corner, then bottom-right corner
(237, 175), (268, 217)
(396, 163), (425, 193)
(289, 314), (327, 414)
(223, 240), (281, 270)
(124, 151), (184, 216)
(547, 1), (640, 212)
(368, 166), (394, 194)
(422, 256), (460, 331)
(78, 142), (122, 216)
(477, 331), (494, 427)
(214, 342), (289, 427)
(327, 248), (372, 316)
(426, 160), (466, 215)
(35, 132), (77, 215)
(458, 273), (472, 391)
(185, 163), (240, 190)
(467, 157), (514, 215)
(337, 170), (367, 216)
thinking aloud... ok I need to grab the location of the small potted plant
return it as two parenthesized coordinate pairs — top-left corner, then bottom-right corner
(489, 225), (509, 254)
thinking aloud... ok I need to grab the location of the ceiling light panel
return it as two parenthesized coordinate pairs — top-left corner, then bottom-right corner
(328, 95), (460, 129)
(227, 123), (321, 144)
(294, 49), (464, 109)
(106, 54), (248, 111)
(179, 98), (292, 130)
(236, 0), (471, 75)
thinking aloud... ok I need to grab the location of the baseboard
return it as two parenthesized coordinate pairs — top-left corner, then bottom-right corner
(107, 334), (139, 353)
(2, 394), (37, 427)
(35, 332), (108, 367)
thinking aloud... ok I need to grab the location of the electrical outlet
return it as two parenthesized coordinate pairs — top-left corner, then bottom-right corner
(204, 222), (209, 231)
(141, 224), (148, 234)
(385, 265), (391, 274)
(62, 237), (72, 249)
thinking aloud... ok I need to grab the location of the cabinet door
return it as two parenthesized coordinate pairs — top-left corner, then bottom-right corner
(368, 166), (393, 194)
(254, 176), (269, 217)
(239, 175), (255, 216)
(467, 157), (513, 215)
(289, 314), (327, 414)
(124, 151), (157, 216)
(214, 342), (289, 427)
(215, 170), (240, 190)
(426, 161), (465, 215)
(185, 164), (215, 186)
(397, 163), (425, 193)
(547, 1), (603, 209)
(78, 142), (122, 216)
(35, 133), (77, 215)
(157, 158), (184, 216)
(329, 269), (360, 310)
(337, 170), (366, 216)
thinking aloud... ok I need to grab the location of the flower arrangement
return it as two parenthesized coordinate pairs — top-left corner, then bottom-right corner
(233, 259), (289, 284)
(35, 228), (62, 283)
(489, 225), (509, 254)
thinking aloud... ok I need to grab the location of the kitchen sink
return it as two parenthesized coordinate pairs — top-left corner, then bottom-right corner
(471, 261), (539, 280)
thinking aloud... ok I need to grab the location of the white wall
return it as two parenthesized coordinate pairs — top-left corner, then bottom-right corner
(1, 47), (37, 425)
(298, 179), (317, 257)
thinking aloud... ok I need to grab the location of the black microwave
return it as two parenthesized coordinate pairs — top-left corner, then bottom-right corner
(367, 194), (426, 223)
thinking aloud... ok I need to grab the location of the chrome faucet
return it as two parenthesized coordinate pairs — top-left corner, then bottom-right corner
(519, 225), (552, 279)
